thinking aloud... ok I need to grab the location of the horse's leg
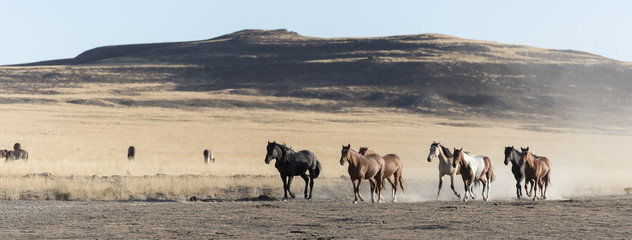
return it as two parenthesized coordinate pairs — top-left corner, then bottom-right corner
(386, 176), (396, 202)
(300, 173), (309, 199)
(450, 174), (461, 199)
(351, 179), (359, 203)
(308, 175), (314, 200)
(462, 181), (469, 201)
(479, 178), (487, 201)
(357, 178), (365, 202)
(436, 173), (444, 200)
(516, 176), (523, 199)
(532, 178), (539, 201)
(281, 174), (288, 201)
(286, 176), (296, 199)
(368, 178), (376, 203)
(538, 178), (545, 200)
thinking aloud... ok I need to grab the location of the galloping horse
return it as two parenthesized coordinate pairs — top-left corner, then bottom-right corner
(427, 141), (461, 199)
(6, 143), (28, 162)
(520, 147), (551, 200)
(504, 146), (535, 199)
(340, 144), (384, 203)
(264, 141), (322, 201)
(203, 149), (215, 164)
(359, 147), (404, 202)
(452, 148), (495, 201)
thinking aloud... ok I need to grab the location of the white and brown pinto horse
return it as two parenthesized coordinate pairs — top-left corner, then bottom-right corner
(340, 144), (385, 203)
(452, 148), (495, 201)
(520, 147), (551, 200)
(359, 147), (404, 202)
(427, 141), (461, 199)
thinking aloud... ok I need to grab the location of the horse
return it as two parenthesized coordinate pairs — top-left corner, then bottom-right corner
(520, 147), (551, 200)
(203, 149), (215, 164)
(427, 141), (461, 199)
(340, 144), (384, 203)
(359, 147), (404, 202)
(504, 146), (535, 199)
(127, 146), (135, 160)
(6, 143), (28, 162)
(264, 141), (322, 201)
(452, 148), (495, 201)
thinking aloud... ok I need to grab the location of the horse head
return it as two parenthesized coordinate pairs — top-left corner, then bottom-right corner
(520, 147), (531, 162)
(504, 146), (514, 165)
(452, 147), (463, 168)
(427, 141), (441, 162)
(358, 146), (369, 156)
(339, 144), (351, 166)
(265, 141), (283, 164)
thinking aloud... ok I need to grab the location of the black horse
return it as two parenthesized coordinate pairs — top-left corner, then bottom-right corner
(128, 146), (135, 160)
(264, 141), (322, 201)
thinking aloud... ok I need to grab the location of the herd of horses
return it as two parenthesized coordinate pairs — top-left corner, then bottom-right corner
(3, 141), (551, 202)
(1, 143), (29, 162)
(264, 141), (552, 203)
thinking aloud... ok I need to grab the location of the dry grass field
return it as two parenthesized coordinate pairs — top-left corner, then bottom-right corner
(1, 82), (631, 202)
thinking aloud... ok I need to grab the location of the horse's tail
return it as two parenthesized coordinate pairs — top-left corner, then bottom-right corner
(398, 171), (405, 193)
(313, 160), (322, 179)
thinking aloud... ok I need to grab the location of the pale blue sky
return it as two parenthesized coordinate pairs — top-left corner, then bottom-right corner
(1, 0), (631, 65)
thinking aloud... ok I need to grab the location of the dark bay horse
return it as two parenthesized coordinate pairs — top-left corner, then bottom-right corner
(452, 148), (495, 201)
(359, 147), (404, 202)
(203, 149), (215, 164)
(6, 143), (28, 162)
(264, 141), (322, 201)
(127, 146), (135, 160)
(340, 144), (384, 203)
(521, 147), (551, 200)
(427, 141), (461, 199)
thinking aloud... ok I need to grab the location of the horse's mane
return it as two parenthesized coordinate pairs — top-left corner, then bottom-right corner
(276, 143), (295, 162)
(440, 145), (453, 158)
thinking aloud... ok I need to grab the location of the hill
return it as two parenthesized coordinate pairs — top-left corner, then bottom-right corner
(3, 29), (632, 129)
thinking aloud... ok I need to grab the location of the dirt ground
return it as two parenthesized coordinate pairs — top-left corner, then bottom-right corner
(0, 197), (631, 239)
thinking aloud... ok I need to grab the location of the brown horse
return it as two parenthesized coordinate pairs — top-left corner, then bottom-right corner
(359, 147), (404, 202)
(452, 148), (495, 201)
(340, 144), (384, 203)
(520, 147), (551, 200)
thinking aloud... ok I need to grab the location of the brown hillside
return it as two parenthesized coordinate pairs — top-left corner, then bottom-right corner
(3, 29), (632, 129)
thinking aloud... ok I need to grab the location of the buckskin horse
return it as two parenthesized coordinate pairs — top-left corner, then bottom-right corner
(452, 147), (495, 201)
(359, 146), (404, 202)
(520, 147), (551, 200)
(427, 141), (461, 199)
(264, 141), (321, 201)
(340, 144), (384, 203)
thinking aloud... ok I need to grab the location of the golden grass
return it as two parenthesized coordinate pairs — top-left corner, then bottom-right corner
(0, 83), (631, 201)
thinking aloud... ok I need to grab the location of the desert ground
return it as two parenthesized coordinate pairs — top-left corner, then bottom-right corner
(1, 82), (632, 238)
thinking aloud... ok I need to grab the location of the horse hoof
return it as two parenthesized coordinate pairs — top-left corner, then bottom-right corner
(352, 200), (358, 204)
(463, 199), (468, 202)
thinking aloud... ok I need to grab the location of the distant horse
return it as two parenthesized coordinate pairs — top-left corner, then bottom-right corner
(452, 148), (495, 201)
(427, 141), (461, 199)
(340, 144), (384, 203)
(203, 149), (215, 164)
(359, 147), (404, 202)
(520, 147), (551, 200)
(264, 141), (322, 201)
(504, 146), (535, 199)
(6, 143), (28, 162)
(127, 146), (135, 160)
